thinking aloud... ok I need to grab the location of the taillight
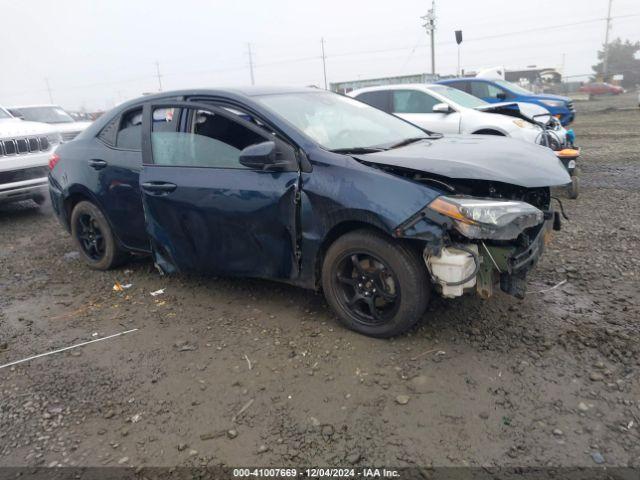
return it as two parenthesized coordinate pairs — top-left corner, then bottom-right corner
(49, 153), (60, 170)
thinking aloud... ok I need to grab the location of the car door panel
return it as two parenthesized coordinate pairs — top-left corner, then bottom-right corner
(391, 89), (461, 134)
(86, 135), (148, 252)
(140, 102), (300, 279)
(395, 112), (461, 134)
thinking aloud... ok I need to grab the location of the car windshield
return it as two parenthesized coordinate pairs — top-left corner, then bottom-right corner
(429, 85), (488, 108)
(494, 80), (533, 95)
(13, 106), (75, 124)
(0, 107), (12, 119)
(256, 91), (428, 150)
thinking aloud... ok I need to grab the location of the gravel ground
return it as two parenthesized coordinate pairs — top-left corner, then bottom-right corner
(0, 93), (639, 470)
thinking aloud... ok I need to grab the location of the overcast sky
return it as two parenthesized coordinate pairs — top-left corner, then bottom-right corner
(1, 0), (638, 111)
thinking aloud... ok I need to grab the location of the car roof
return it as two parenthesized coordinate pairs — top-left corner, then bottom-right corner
(112, 86), (323, 112)
(350, 83), (441, 95)
(8, 104), (64, 109)
(439, 78), (491, 83)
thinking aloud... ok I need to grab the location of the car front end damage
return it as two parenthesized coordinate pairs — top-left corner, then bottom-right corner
(394, 180), (561, 300)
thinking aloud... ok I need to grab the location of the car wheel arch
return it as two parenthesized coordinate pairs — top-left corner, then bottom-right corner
(64, 187), (125, 250)
(313, 220), (391, 289)
(64, 187), (102, 227)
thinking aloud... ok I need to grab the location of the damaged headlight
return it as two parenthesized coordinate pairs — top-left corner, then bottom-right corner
(428, 196), (544, 240)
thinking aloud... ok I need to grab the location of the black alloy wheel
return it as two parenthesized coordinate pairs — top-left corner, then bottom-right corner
(334, 252), (400, 326)
(70, 201), (126, 270)
(76, 213), (106, 261)
(322, 229), (430, 338)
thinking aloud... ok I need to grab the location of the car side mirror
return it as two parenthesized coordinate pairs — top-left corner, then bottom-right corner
(239, 141), (277, 170)
(432, 103), (452, 114)
(496, 92), (507, 100)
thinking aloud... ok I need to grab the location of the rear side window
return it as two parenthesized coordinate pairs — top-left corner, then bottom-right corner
(444, 81), (469, 93)
(354, 91), (391, 112)
(97, 116), (120, 146)
(151, 107), (266, 169)
(392, 90), (439, 113)
(116, 108), (143, 150)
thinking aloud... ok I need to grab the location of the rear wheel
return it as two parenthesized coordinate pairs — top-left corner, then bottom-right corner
(70, 201), (126, 270)
(321, 230), (430, 338)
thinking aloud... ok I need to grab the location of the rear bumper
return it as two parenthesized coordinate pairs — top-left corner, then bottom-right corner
(48, 175), (70, 231)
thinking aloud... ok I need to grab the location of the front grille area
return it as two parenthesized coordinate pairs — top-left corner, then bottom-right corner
(0, 136), (51, 156)
(567, 101), (575, 112)
(0, 166), (49, 185)
(61, 131), (81, 142)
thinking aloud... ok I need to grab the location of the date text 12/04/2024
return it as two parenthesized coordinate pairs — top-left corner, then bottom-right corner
(232, 468), (400, 477)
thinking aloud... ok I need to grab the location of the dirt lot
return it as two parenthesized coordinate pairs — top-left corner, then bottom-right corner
(1, 93), (639, 470)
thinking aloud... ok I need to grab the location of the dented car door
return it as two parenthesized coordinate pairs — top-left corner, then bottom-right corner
(139, 101), (300, 279)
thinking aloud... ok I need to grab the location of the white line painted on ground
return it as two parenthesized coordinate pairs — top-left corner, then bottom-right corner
(0, 328), (139, 370)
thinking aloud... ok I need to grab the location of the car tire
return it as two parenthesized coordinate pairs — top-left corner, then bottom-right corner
(321, 229), (430, 338)
(567, 176), (579, 199)
(70, 201), (126, 270)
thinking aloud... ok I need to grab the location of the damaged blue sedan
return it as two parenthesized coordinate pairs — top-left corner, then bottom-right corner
(49, 87), (570, 337)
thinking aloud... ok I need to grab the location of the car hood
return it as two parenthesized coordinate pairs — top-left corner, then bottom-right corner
(0, 118), (58, 138)
(53, 121), (93, 133)
(354, 135), (570, 188)
(475, 101), (551, 124)
(530, 93), (570, 102)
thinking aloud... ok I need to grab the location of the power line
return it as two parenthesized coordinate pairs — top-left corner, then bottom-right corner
(2, 13), (638, 100)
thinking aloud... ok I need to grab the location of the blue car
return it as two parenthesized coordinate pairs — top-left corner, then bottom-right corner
(49, 87), (569, 337)
(437, 78), (576, 126)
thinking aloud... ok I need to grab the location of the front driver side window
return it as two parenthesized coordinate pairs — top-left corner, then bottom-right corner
(151, 107), (266, 169)
(470, 82), (489, 98)
(392, 90), (439, 113)
(486, 83), (506, 99)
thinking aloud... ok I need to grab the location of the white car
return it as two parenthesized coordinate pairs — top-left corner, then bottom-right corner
(8, 104), (92, 142)
(0, 106), (61, 205)
(349, 84), (568, 148)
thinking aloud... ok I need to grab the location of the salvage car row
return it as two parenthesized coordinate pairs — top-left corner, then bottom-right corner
(0, 104), (91, 205)
(44, 86), (577, 337)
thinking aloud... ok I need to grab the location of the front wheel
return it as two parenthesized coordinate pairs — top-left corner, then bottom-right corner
(321, 230), (430, 338)
(70, 201), (126, 270)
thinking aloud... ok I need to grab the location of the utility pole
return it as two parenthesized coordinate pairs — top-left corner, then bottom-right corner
(44, 78), (53, 103)
(321, 37), (328, 90)
(602, 0), (613, 81)
(247, 43), (255, 86)
(421, 1), (436, 76)
(154, 61), (163, 92)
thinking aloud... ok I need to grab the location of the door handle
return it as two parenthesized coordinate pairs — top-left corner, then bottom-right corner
(88, 159), (107, 170)
(141, 182), (177, 194)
